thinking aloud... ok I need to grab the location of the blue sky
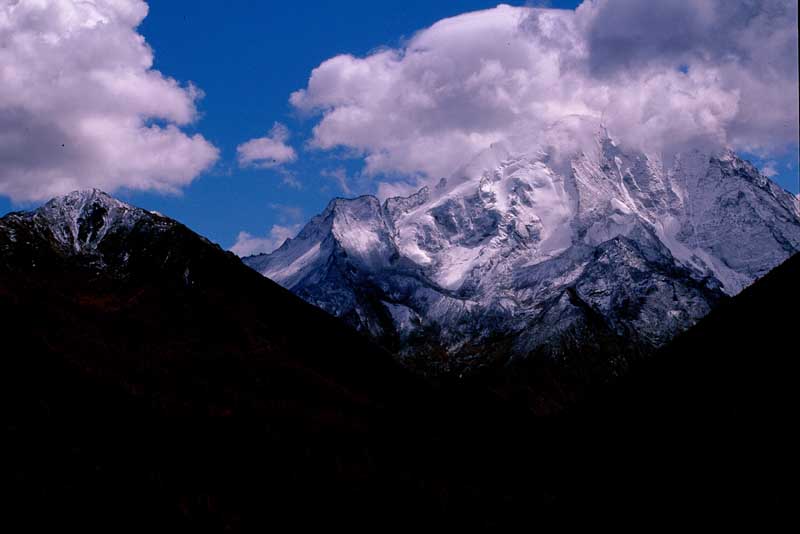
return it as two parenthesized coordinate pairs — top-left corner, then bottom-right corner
(1, 0), (797, 251)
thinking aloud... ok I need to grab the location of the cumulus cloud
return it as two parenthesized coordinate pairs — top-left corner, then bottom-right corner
(577, 0), (799, 155)
(0, 0), (219, 202)
(291, 1), (798, 186)
(230, 224), (301, 257)
(237, 122), (297, 168)
(230, 202), (304, 257)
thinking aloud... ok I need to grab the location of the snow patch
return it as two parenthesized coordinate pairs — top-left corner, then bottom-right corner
(263, 242), (322, 284)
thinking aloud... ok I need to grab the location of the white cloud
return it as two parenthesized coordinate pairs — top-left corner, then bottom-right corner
(761, 161), (778, 177)
(230, 203), (304, 257)
(291, 2), (798, 187)
(230, 224), (301, 257)
(321, 167), (352, 194)
(576, 0), (799, 155)
(0, 0), (219, 202)
(237, 122), (297, 168)
(268, 202), (304, 222)
(278, 169), (303, 189)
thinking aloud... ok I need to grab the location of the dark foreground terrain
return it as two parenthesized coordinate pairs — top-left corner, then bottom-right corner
(1, 197), (796, 530)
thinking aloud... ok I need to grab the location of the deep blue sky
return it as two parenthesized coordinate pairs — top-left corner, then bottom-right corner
(1, 0), (796, 249)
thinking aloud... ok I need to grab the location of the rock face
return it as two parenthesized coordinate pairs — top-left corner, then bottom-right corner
(245, 123), (800, 377)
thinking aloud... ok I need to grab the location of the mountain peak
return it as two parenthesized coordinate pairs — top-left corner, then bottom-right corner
(245, 133), (800, 377)
(43, 188), (123, 210)
(39, 189), (136, 221)
(326, 194), (381, 211)
(27, 190), (158, 255)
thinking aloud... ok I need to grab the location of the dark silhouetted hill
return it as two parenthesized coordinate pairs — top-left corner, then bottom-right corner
(1, 192), (794, 531)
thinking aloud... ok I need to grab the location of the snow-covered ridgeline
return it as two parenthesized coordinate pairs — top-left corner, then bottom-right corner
(245, 123), (800, 368)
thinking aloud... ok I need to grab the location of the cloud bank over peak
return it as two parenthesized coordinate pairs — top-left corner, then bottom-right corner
(0, 0), (219, 202)
(291, 1), (798, 187)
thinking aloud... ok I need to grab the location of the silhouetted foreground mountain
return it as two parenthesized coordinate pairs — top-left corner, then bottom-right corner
(1, 192), (795, 530)
(0, 192), (577, 530)
(588, 251), (799, 419)
(566, 251), (799, 522)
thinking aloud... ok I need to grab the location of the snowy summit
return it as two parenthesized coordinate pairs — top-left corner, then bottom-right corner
(245, 120), (800, 373)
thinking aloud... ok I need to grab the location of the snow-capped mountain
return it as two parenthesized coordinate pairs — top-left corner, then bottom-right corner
(0, 188), (220, 283)
(1, 189), (162, 253)
(245, 120), (800, 376)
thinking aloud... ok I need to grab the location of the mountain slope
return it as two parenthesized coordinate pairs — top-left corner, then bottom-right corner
(0, 190), (575, 530)
(564, 252), (799, 522)
(587, 250), (800, 418)
(1, 190), (793, 529)
(246, 123), (800, 393)
(0, 190), (417, 415)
